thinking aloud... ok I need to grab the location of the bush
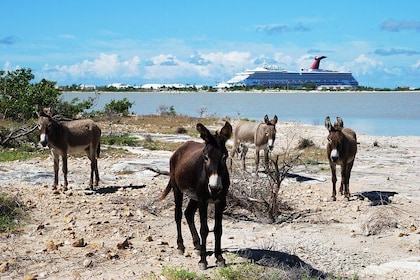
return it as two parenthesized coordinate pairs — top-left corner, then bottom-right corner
(0, 193), (26, 232)
(104, 98), (134, 116)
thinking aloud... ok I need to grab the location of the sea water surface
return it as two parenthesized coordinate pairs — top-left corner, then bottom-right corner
(63, 91), (420, 136)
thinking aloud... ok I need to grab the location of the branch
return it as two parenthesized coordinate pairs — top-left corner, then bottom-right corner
(1, 124), (38, 146)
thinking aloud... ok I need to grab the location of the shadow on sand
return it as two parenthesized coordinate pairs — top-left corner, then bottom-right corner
(355, 190), (398, 206)
(232, 248), (327, 278)
(85, 184), (147, 195)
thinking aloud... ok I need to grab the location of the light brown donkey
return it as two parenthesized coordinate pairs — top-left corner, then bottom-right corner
(230, 115), (278, 173)
(38, 111), (101, 190)
(325, 116), (357, 201)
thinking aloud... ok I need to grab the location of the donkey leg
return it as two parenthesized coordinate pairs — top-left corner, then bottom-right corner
(62, 154), (69, 188)
(173, 188), (185, 255)
(185, 200), (200, 253)
(255, 148), (260, 175)
(198, 202), (209, 270)
(93, 157), (99, 186)
(344, 162), (354, 200)
(52, 152), (60, 188)
(330, 163), (337, 201)
(263, 148), (270, 173)
(339, 165), (346, 196)
(214, 198), (226, 267)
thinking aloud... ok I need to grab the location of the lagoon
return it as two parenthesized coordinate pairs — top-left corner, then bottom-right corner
(63, 91), (420, 137)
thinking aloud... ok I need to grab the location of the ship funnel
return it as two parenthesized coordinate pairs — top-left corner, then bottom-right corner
(309, 56), (327, 69)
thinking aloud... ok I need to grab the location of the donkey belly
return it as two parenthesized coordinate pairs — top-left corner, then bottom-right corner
(67, 144), (91, 154)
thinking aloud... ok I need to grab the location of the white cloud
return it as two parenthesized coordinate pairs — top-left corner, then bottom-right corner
(143, 51), (251, 83)
(348, 54), (383, 75)
(42, 53), (140, 81)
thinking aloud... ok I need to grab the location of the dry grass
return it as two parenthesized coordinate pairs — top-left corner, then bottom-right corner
(96, 115), (221, 136)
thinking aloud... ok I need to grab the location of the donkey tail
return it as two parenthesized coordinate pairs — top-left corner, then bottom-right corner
(96, 142), (101, 158)
(158, 181), (172, 201)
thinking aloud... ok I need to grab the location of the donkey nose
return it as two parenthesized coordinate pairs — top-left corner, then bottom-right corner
(40, 134), (48, 147)
(330, 149), (339, 162)
(208, 173), (222, 190)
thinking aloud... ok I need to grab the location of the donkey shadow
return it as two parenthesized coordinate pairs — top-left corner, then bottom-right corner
(84, 184), (147, 195)
(231, 248), (327, 278)
(354, 190), (398, 206)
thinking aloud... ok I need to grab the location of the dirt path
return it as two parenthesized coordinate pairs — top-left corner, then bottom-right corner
(1, 122), (419, 279)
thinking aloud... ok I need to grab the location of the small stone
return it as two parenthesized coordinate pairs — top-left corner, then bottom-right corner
(0, 262), (9, 273)
(83, 258), (93, 267)
(46, 240), (58, 250)
(72, 238), (85, 247)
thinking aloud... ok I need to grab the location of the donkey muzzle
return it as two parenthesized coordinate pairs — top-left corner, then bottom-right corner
(208, 173), (223, 191)
(330, 149), (339, 162)
(40, 134), (48, 147)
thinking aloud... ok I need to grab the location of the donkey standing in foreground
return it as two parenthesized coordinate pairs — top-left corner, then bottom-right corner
(325, 116), (357, 201)
(159, 121), (232, 270)
(230, 115), (278, 173)
(38, 111), (101, 190)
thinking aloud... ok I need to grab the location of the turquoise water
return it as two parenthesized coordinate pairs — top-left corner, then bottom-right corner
(63, 91), (420, 136)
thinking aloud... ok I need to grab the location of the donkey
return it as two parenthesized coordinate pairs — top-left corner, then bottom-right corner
(325, 116), (357, 201)
(38, 111), (101, 190)
(159, 121), (232, 270)
(230, 115), (278, 173)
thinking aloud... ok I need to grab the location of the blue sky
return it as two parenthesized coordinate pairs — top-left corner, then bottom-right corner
(1, 0), (420, 88)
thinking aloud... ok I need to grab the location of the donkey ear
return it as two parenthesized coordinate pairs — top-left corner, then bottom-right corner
(272, 115), (278, 124)
(325, 116), (332, 131)
(218, 121), (232, 142)
(196, 123), (214, 144)
(264, 115), (269, 124)
(336, 117), (344, 128)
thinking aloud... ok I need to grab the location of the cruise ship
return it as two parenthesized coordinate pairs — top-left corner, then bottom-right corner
(218, 56), (359, 89)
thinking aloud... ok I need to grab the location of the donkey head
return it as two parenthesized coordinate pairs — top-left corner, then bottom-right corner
(325, 116), (345, 163)
(264, 114), (278, 150)
(37, 111), (58, 147)
(197, 122), (232, 196)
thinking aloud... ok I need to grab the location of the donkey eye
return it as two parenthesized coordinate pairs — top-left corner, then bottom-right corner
(203, 155), (209, 162)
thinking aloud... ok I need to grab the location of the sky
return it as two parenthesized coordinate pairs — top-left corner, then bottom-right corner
(1, 0), (420, 88)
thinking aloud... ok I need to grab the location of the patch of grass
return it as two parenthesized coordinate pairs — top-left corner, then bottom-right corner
(161, 266), (207, 280)
(0, 145), (48, 162)
(101, 134), (139, 146)
(97, 115), (220, 136)
(0, 193), (26, 232)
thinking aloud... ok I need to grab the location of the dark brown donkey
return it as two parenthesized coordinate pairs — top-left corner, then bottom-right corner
(325, 116), (357, 201)
(38, 111), (101, 189)
(159, 121), (232, 270)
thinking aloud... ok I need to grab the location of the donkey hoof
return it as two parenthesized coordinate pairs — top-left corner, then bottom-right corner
(216, 259), (226, 267)
(198, 262), (208, 270)
(177, 249), (184, 255)
(330, 196), (337, 202)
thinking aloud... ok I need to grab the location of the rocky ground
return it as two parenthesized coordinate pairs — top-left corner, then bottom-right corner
(0, 122), (419, 279)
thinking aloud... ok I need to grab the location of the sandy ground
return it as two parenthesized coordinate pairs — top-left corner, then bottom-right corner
(0, 122), (419, 279)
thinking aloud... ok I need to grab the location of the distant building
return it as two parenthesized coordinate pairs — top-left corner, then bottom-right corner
(107, 83), (130, 89)
(79, 84), (96, 90)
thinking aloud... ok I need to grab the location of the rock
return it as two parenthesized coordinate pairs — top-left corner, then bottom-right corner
(0, 262), (9, 273)
(23, 274), (37, 280)
(83, 258), (93, 267)
(72, 238), (85, 247)
(117, 238), (132, 249)
(46, 240), (58, 251)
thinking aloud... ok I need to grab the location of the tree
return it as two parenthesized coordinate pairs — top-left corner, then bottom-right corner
(104, 98), (134, 116)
